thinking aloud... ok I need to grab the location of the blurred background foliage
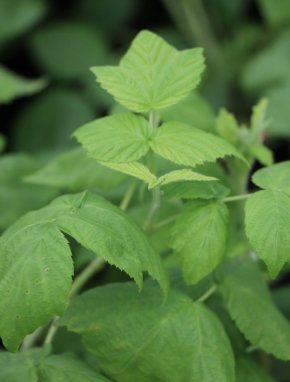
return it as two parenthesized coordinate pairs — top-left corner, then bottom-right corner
(1, 1), (290, 377)
(1, 0), (290, 264)
(1, 0), (290, 267)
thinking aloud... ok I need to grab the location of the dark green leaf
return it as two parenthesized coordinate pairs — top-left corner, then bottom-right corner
(60, 282), (234, 382)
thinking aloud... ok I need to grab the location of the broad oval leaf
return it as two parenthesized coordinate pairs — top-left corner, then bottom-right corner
(171, 200), (229, 284)
(150, 121), (245, 167)
(91, 30), (205, 112)
(245, 190), (290, 277)
(0, 222), (73, 352)
(252, 161), (290, 195)
(220, 261), (290, 360)
(60, 282), (234, 382)
(73, 113), (151, 163)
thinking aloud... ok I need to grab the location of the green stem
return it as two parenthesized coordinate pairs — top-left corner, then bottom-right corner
(119, 181), (137, 211)
(143, 185), (161, 231)
(152, 214), (179, 230)
(69, 257), (105, 299)
(197, 284), (218, 302)
(223, 194), (251, 203)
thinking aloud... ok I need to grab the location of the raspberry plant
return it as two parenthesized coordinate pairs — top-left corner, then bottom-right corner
(0, 30), (289, 381)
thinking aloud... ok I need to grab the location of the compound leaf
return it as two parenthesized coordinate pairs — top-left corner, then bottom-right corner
(0, 191), (168, 350)
(171, 200), (229, 284)
(73, 113), (151, 163)
(0, 222), (73, 352)
(60, 282), (234, 382)
(92, 30), (205, 112)
(245, 190), (290, 277)
(220, 262), (290, 360)
(150, 121), (245, 167)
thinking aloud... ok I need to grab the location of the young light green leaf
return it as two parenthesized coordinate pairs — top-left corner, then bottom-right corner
(236, 358), (275, 382)
(252, 161), (290, 194)
(150, 121), (246, 167)
(91, 30), (205, 112)
(220, 261), (290, 360)
(163, 180), (230, 200)
(216, 109), (239, 146)
(245, 190), (290, 277)
(25, 148), (126, 192)
(60, 282), (234, 382)
(99, 161), (157, 186)
(149, 169), (217, 189)
(0, 222), (73, 352)
(73, 113), (151, 163)
(171, 200), (229, 284)
(52, 192), (168, 292)
(249, 144), (273, 166)
(250, 98), (269, 139)
(0, 65), (46, 104)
